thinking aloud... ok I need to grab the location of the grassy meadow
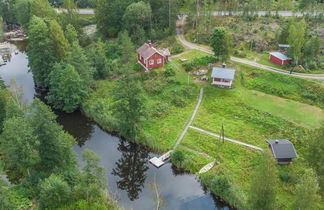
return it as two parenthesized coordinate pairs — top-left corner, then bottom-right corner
(82, 48), (324, 209)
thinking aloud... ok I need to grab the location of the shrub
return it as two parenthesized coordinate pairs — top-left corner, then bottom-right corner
(211, 175), (231, 197)
(151, 102), (169, 118)
(182, 56), (218, 72)
(171, 44), (184, 54)
(164, 66), (176, 77)
(134, 63), (144, 72)
(278, 168), (291, 183)
(172, 95), (187, 107)
(171, 150), (185, 166)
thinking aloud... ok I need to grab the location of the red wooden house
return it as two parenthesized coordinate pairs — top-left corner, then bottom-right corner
(136, 42), (170, 70)
(269, 52), (292, 66)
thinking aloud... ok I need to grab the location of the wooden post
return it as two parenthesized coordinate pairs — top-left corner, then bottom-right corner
(221, 123), (224, 143)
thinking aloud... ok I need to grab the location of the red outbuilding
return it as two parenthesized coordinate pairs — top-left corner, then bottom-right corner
(136, 42), (170, 71)
(269, 52), (292, 66)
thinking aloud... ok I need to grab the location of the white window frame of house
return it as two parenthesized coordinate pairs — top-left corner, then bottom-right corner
(144, 59), (146, 64)
(149, 60), (154, 65)
(157, 58), (162, 64)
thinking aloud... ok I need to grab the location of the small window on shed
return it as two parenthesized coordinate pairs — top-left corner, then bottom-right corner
(157, 58), (162, 64)
(149, 60), (154, 65)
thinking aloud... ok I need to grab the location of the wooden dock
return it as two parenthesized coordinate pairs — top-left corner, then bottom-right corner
(149, 150), (172, 168)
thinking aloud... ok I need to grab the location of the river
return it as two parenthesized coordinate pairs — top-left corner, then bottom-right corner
(0, 42), (231, 210)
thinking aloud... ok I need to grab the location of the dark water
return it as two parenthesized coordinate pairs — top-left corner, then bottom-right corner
(0, 42), (231, 210)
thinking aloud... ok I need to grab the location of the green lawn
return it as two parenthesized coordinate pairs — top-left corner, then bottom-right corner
(241, 90), (324, 128)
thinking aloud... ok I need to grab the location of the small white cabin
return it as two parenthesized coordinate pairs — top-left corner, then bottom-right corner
(211, 67), (236, 88)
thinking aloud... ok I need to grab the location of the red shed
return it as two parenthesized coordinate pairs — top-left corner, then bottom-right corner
(136, 42), (170, 70)
(269, 52), (292, 66)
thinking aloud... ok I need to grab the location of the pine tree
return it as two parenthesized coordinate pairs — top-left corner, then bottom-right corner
(118, 31), (136, 65)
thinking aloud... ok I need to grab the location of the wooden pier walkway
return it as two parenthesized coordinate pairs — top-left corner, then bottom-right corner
(149, 88), (204, 167)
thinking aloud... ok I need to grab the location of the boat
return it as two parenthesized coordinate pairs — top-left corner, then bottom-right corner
(14, 50), (18, 55)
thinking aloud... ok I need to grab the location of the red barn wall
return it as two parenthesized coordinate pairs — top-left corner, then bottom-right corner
(269, 55), (291, 66)
(147, 53), (165, 68)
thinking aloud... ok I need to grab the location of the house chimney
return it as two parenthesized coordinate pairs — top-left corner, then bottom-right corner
(222, 63), (226, 68)
(275, 140), (279, 144)
(148, 40), (152, 47)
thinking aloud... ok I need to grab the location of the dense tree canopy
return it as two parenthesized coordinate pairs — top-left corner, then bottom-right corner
(49, 19), (70, 60)
(47, 63), (89, 113)
(210, 27), (232, 61)
(14, 0), (32, 26)
(27, 16), (56, 87)
(112, 71), (146, 138)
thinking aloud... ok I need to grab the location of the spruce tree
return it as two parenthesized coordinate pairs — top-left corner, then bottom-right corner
(27, 16), (56, 87)
(49, 19), (70, 61)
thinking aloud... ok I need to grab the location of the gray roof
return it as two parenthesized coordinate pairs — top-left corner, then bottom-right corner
(266, 139), (297, 159)
(211, 67), (236, 80)
(269, 52), (291, 61)
(136, 43), (169, 60)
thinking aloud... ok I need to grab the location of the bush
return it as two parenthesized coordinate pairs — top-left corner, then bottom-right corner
(172, 95), (187, 107)
(171, 44), (184, 54)
(211, 175), (231, 196)
(164, 66), (176, 77)
(278, 168), (292, 183)
(182, 56), (218, 72)
(134, 63), (144, 72)
(171, 150), (185, 166)
(151, 102), (169, 118)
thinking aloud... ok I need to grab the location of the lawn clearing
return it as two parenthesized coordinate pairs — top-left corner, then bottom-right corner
(241, 90), (324, 128)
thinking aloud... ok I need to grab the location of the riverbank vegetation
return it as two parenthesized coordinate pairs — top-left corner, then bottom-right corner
(0, 91), (120, 209)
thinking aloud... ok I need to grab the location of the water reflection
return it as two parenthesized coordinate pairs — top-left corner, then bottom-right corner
(56, 110), (94, 146)
(112, 140), (149, 201)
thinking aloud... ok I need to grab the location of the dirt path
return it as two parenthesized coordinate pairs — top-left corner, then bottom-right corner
(177, 34), (324, 80)
(189, 126), (263, 151)
(173, 88), (204, 149)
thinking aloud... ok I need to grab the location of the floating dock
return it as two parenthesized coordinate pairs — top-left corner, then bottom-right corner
(149, 150), (172, 168)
